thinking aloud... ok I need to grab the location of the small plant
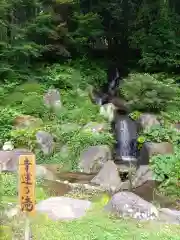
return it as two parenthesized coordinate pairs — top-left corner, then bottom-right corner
(129, 111), (142, 121)
(137, 136), (146, 150)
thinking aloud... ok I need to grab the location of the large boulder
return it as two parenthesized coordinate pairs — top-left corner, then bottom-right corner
(138, 142), (174, 166)
(43, 88), (62, 110)
(36, 197), (92, 221)
(91, 161), (122, 193)
(0, 149), (32, 172)
(132, 165), (155, 188)
(36, 131), (55, 155)
(79, 145), (112, 174)
(137, 113), (160, 131)
(104, 191), (158, 221)
(13, 115), (43, 129)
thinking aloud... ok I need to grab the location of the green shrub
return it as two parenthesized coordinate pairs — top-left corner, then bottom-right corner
(21, 92), (48, 118)
(72, 57), (107, 88)
(161, 110), (180, 123)
(10, 127), (42, 150)
(15, 82), (46, 95)
(129, 111), (142, 121)
(120, 73), (180, 112)
(0, 173), (18, 196)
(0, 107), (20, 142)
(44, 64), (84, 89)
(55, 90), (104, 124)
(142, 125), (180, 143)
(3, 91), (26, 106)
(150, 146), (180, 198)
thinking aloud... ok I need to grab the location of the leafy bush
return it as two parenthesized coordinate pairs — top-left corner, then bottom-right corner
(44, 64), (84, 89)
(55, 90), (104, 124)
(150, 146), (180, 197)
(120, 73), (180, 112)
(129, 111), (142, 121)
(0, 107), (20, 143)
(15, 82), (46, 95)
(10, 127), (42, 150)
(21, 92), (49, 118)
(3, 92), (26, 106)
(161, 110), (180, 124)
(142, 125), (180, 143)
(71, 57), (107, 88)
(0, 173), (18, 196)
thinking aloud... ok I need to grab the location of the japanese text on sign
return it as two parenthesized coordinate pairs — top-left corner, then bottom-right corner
(19, 155), (36, 215)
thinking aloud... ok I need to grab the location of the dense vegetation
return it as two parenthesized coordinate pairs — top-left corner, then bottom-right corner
(0, 0), (180, 237)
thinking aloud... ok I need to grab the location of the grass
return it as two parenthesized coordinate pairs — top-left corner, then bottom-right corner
(1, 174), (180, 240)
(1, 196), (180, 240)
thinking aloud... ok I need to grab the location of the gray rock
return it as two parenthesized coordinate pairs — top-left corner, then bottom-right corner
(137, 113), (160, 131)
(36, 131), (54, 155)
(132, 165), (155, 188)
(159, 208), (180, 224)
(36, 165), (56, 180)
(138, 142), (174, 166)
(0, 149), (32, 172)
(91, 161), (122, 193)
(36, 197), (92, 221)
(79, 145), (112, 174)
(104, 191), (158, 221)
(44, 88), (62, 110)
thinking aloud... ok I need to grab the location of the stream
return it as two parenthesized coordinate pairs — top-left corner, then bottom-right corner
(41, 67), (179, 210)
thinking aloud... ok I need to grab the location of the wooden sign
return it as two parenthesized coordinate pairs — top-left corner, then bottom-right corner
(19, 154), (36, 216)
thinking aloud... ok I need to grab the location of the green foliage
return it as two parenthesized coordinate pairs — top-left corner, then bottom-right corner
(142, 125), (180, 144)
(161, 110), (180, 123)
(121, 73), (180, 112)
(44, 64), (84, 89)
(21, 92), (48, 118)
(0, 173), (18, 196)
(10, 127), (42, 150)
(150, 146), (180, 197)
(15, 82), (46, 95)
(129, 111), (142, 121)
(131, 12), (180, 72)
(0, 107), (20, 142)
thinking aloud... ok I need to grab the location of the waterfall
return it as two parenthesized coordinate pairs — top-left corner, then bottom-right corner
(113, 114), (138, 163)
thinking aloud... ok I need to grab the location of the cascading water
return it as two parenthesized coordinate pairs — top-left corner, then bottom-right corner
(90, 65), (138, 165)
(113, 113), (138, 164)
